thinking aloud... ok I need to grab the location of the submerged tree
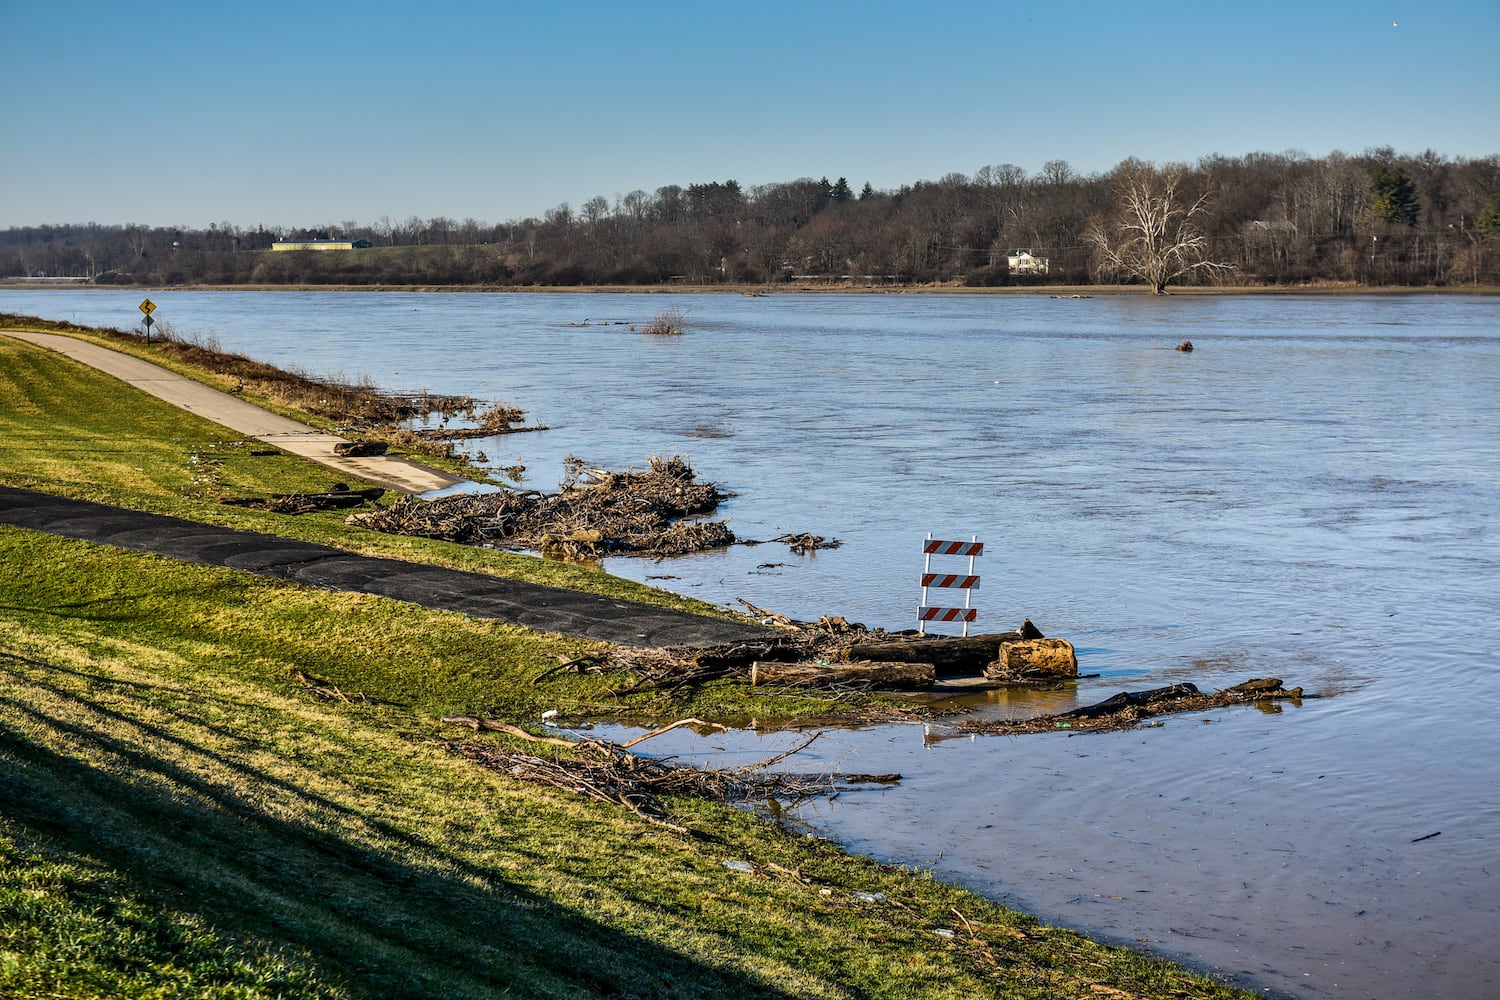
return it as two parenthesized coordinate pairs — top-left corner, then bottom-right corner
(1086, 160), (1231, 293)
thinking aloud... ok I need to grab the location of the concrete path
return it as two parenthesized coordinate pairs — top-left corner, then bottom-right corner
(1, 331), (465, 495)
(0, 486), (772, 648)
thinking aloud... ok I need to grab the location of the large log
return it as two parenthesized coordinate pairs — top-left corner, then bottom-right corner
(841, 632), (1021, 677)
(751, 660), (936, 690)
(959, 678), (1304, 736)
(991, 638), (1077, 678)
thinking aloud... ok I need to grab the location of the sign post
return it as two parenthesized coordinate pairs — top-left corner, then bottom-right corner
(138, 298), (156, 341)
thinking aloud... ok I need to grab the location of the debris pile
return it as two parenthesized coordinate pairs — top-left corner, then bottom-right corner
(439, 721), (899, 832)
(603, 608), (899, 695)
(348, 454), (736, 559)
(599, 608), (1073, 696)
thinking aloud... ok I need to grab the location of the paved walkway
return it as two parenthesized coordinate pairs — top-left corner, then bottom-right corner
(0, 487), (770, 648)
(0, 332), (772, 648)
(2, 331), (465, 495)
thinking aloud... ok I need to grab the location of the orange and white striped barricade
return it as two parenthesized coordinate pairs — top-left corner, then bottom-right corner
(918, 533), (982, 636)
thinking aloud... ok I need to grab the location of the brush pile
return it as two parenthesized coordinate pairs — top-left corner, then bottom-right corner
(441, 728), (899, 833)
(348, 454), (735, 559)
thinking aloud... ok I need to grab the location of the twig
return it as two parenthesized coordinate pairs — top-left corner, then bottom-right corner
(531, 653), (603, 685)
(440, 715), (576, 747)
(729, 731), (820, 775)
(951, 907), (979, 939)
(618, 717), (726, 749)
(292, 668), (351, 702)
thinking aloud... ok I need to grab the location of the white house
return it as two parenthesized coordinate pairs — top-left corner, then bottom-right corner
(1006, 250), (1049, 275)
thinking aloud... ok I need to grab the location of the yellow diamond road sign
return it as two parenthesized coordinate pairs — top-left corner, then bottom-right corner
(139, 298), (156, 315)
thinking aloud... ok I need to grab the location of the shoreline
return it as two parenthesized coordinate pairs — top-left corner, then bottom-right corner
(0, 321), (1269, 998)
(4, 278), (1498, 297)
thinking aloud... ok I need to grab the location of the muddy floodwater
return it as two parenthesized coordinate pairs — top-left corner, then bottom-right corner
(5, 287), (1498, 998)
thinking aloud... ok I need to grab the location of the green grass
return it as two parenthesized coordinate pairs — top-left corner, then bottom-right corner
(0, 579), (1251, 999)
(0, 320), (1257, 999)
(0, 327), (737, 615)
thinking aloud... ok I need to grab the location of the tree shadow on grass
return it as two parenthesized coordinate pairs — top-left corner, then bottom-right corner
(0, 660), (798, 1000)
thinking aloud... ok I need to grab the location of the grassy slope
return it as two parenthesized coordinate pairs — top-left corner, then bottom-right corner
(0, 324), (1254, 999)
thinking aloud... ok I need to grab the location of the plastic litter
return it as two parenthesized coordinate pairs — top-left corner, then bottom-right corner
(722, 859), (754, 874)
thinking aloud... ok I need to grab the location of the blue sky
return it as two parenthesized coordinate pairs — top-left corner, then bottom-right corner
(2, 0), (1496, 230)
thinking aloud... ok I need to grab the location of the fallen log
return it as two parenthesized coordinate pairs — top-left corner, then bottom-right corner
(958, 678), (1303, 736)
(751, 660), (936, 690)
(842, 632), (1021, 677)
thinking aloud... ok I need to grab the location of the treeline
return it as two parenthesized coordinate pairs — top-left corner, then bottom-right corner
(5, 148), (1500, 289)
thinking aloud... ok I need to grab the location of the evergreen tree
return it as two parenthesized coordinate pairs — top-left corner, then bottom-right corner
(1370, 164), (1419, 226)
(1477, 192), (1500, 238)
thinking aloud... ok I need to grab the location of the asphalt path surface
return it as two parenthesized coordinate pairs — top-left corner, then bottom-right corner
(0, 487), (772, 648)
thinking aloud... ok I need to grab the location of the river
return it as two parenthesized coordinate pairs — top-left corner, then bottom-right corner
(4, 287), (1497, 998)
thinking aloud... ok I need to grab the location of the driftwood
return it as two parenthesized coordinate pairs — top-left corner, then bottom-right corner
(617, 717), (726, 749)
(842, 632), (1022, 678)
(751, 660), (936, 690)
(958, 678), (1302, 736)
(605, 617), (1067, 694)
(762, 533), (842, 554)
(222, 486), (385, 514)
(438, 716), (901, 832)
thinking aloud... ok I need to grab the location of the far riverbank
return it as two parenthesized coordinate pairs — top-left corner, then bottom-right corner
(5, 277), (1498, 296)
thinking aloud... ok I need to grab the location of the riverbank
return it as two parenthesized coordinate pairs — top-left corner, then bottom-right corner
(6, 276), (1498, 296)
(0, 319), (1259, 998)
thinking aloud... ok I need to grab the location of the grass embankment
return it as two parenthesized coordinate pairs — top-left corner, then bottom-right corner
(0, 321), (1255, 998)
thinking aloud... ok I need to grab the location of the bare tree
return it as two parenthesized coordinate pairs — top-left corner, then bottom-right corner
(1087, 160), (1231, 293)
